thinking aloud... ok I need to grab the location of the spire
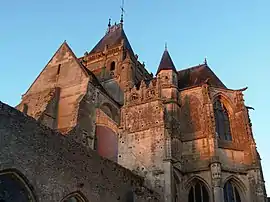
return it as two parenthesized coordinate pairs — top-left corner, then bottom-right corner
(156, 46), (177, 75)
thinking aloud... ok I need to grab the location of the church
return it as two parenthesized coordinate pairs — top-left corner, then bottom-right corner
(0, 14), (268, 202)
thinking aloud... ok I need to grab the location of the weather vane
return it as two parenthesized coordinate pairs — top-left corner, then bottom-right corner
(120, 0), (125, 24)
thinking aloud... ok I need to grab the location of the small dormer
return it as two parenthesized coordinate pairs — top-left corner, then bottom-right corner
(156, 45), (178, 86)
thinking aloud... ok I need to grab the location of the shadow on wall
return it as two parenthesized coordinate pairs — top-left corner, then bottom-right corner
(95, 125), (118, 162)
(100, 102), (120, 124)
(180, 95), (201, 137)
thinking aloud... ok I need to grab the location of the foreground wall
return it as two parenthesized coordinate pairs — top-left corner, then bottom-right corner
(0, 101), (161, 202)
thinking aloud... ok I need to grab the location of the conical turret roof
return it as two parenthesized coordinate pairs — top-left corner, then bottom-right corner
(156, 48), (177, 75)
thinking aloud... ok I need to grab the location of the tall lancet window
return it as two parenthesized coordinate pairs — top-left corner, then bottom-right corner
(214, 97), (232, 141)
(223, 180), (241, 202)
(188, 181), (209, 202)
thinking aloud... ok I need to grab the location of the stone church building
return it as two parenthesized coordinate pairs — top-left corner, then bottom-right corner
(0, 18), (268, 202)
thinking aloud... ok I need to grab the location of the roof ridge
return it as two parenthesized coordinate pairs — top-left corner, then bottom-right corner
(177, 63), (207, 73)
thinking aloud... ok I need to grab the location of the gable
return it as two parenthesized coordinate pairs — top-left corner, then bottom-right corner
(23, 42), (89, 96)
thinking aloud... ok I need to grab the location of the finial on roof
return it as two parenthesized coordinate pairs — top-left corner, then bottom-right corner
(165, 42), (168, 51)
(204, 57), (208, 65)
(120, 0), (125, 24)
(108, 18), (111, 28)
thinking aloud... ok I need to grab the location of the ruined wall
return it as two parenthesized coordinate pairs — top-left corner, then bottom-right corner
(0, 101), (161, 202)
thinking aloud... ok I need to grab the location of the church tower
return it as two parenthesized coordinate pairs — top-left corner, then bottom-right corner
(15, 13), (267, 202)
(80, 20), (152, 104)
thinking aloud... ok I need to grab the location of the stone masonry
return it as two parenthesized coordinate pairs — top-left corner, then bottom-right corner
(0, 101), (161, 202)
(7, 19), (268, 202)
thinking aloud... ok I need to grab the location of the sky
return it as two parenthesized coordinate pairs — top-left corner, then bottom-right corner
(1, 0), (270, 195)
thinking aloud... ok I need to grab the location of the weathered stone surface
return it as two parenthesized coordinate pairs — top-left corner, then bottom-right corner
(0, 101), (161, 202)
(12, 22), (267, 202)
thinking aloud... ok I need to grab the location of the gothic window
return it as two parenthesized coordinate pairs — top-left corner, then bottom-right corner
(0, 170), (36, 202)
(110, 61), (116, 71)
(62, 192), (87, 202)
(214, 97), (232, 141)
(188, 181), (209, 202)
(223, 181), (241, 202)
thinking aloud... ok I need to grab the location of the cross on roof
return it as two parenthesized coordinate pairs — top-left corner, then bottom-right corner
(120, 0), (125, 23)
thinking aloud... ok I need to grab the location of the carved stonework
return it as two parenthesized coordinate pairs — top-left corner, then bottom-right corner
(234, 91), (245, 112)
(210, 163), (221, 187)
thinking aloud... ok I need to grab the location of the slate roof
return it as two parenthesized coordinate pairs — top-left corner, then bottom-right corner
(156, 49), (177, 75)
(89, 23), (134, 55)
(177, 64), (226, 90)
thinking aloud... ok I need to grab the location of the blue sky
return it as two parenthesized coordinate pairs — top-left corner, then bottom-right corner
(1, 0), (270, 195)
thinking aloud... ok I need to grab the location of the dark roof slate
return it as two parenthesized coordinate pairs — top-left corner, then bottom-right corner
(89, 24), (134, 55)
(177, 64), (226, 89)
(156, 49), (177, 75)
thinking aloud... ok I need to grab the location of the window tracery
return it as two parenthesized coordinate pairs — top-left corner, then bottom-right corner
(223, 180), (241, 202)
(188, 180), (209, 202)
(213, 97), (232, 141)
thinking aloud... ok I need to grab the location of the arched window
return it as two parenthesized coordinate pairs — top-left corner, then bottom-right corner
(0, 170), (36, 202)
(62, 192), (87, 202)
(224, 180), (241, 202)
(213, 97), (232, 141)
(188, 181), (209, 202)
(110, 61), (116, 71)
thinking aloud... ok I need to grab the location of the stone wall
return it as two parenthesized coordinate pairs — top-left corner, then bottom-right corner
(0, 101), (161, 202)
(171, 84), (267, 202)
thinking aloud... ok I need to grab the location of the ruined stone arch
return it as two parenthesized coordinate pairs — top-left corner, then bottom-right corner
(185, 176), (211, 202)
(0, 168), (37, 202)
(61, 191), (88, 202)
(222, 175), (247, 202)
(99, 102), (119, 123)
(100, 102), (113, 119)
